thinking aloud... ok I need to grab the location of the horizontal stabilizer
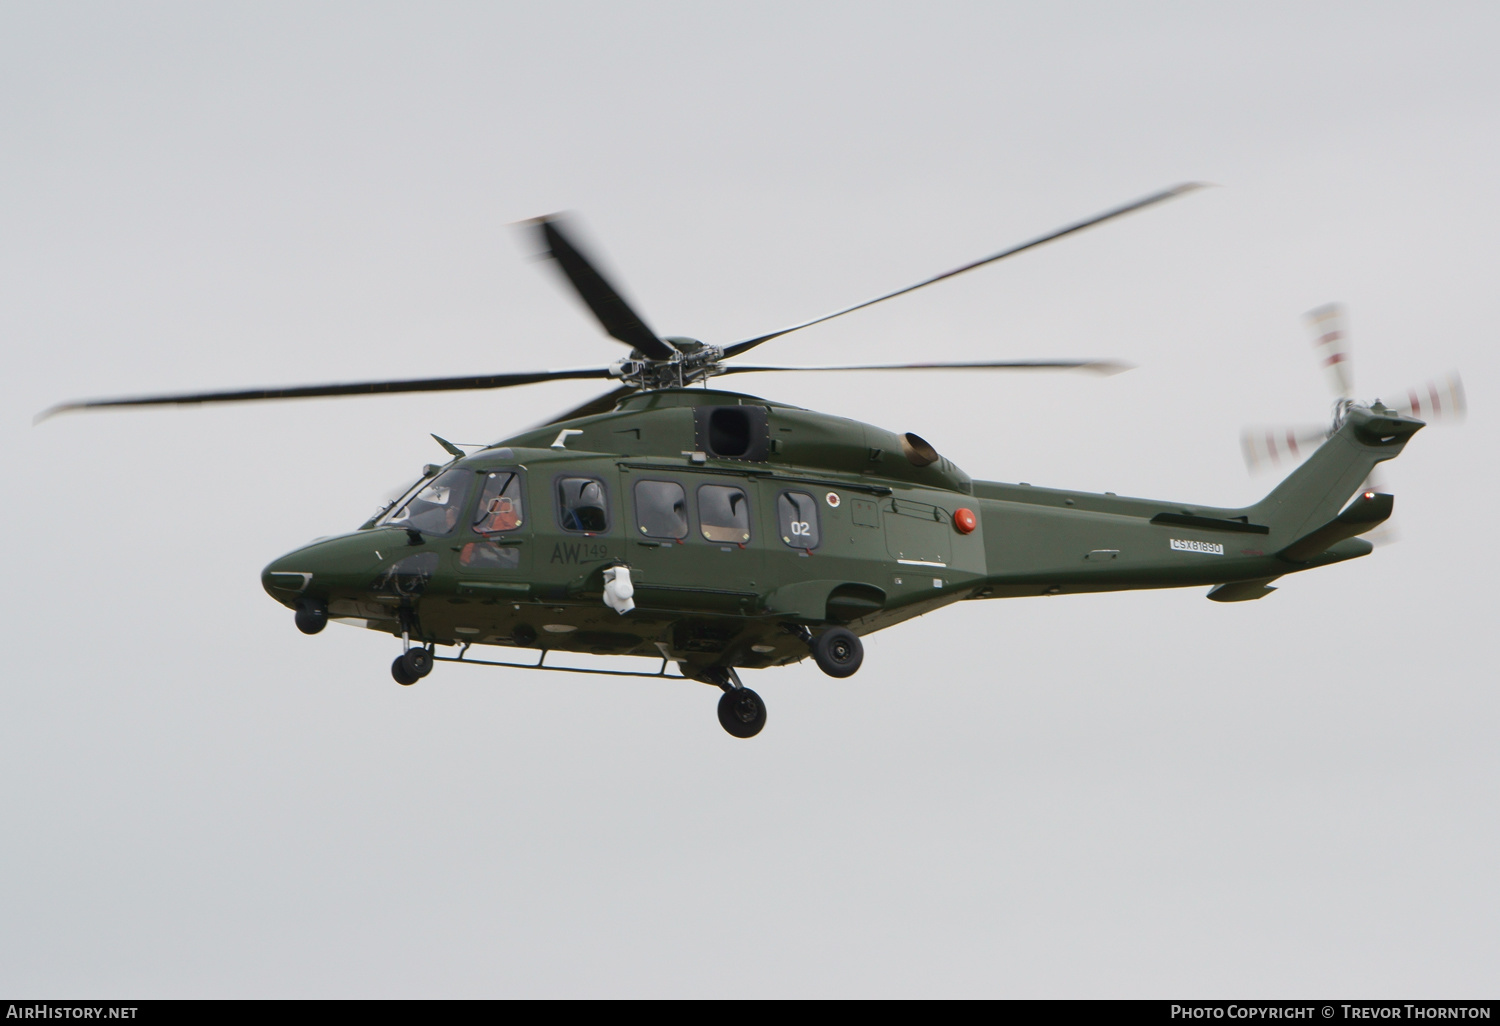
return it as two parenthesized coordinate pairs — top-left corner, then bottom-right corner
(1279, 491), (1393, 563)
(1207, 577), (1280, 602)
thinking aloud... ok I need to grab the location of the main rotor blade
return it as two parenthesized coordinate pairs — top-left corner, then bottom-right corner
(36, 366), (615, 422)
(718, 359), (1132, 375)
(531, 215), (677, 361)
(537, 383), (638, 427)
(722, 182), (1207, 359)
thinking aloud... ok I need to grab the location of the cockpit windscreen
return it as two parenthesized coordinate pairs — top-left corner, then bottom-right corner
(377, 468), (474, 535)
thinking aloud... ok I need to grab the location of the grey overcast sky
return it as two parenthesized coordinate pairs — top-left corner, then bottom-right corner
(2, 2), (1496, 998)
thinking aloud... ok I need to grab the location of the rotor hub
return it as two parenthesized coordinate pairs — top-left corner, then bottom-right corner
(610, 339), (726, 390)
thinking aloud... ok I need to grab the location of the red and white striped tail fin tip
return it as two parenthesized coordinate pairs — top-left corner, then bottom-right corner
(1306, 302), (1354, 399)
(1240, 423), (1329, 471)
(1391, 372), (1466, 422)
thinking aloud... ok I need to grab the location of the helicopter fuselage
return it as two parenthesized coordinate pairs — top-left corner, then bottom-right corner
(262, 387), (1419, 681)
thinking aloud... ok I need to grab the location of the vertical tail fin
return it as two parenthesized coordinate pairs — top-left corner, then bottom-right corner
(1247, 404), (1423, 540)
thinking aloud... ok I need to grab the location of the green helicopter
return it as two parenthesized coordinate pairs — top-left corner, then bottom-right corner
(40, 185), (1423, 738)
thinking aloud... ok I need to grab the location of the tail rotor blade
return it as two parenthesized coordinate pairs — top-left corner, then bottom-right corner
(1306, 302), (1354, 399)
(1391, 372), (1466, 422)
(1240, 423), (1329, 471)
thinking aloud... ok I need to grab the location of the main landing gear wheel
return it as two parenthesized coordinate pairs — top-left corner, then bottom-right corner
(717, 687), (767, 739)
(811, 627), (863, 678)
(390, 648), (433, 686)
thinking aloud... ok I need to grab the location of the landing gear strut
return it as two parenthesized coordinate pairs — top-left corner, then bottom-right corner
(706, 666), (766, 739)
(389, 614), (434, 686)
(811, 627), (863, 678)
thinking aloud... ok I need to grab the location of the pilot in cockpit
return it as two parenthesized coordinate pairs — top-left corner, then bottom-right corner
(473, 472), (524, 534)
(477, 495), (521, 533)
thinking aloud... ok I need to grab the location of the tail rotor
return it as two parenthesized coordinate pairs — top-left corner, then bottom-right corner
(1239, 303), (1466, 544)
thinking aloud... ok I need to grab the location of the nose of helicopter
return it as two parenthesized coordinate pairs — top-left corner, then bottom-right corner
(261, 531), (390, 606)
(261, 543), (325, 607)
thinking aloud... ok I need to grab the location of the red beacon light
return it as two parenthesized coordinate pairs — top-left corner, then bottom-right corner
(953, 508), (977, 534)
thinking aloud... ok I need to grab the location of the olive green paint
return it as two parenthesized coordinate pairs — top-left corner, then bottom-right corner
(262, 388), (1421, 680)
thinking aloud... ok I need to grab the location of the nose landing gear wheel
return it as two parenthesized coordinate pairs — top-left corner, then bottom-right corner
(811, 627), (863, 678)
(391, 648), (433, 686)
(717, 687), (767, 739)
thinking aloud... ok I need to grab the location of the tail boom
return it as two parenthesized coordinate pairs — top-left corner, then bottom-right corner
(967, 404), (1421, 600)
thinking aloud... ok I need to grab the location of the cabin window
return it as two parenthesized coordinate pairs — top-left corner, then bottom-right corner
(379, 468), (474, 536)
(472, 470), (524, 534)
(557, 477), (609, 533)
(634, 480), (688, 540)
(698, 484), (751, 544)
(777, 491), (821, 550)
